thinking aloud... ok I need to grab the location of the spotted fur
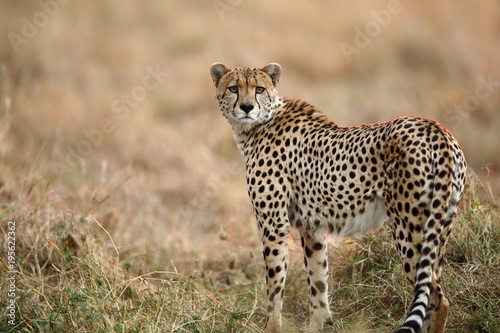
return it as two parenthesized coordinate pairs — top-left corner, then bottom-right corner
(210, 63), (467, 333)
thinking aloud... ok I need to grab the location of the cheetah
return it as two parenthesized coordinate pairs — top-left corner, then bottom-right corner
(210, 62), (466, 333)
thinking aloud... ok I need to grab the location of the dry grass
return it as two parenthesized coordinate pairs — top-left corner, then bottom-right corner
(1, 0), (500, 332)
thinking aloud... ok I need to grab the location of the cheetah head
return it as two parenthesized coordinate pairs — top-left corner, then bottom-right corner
(210, 63), (282, 134)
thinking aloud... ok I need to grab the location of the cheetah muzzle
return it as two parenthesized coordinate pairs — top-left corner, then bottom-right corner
(210, 62), (467, 333)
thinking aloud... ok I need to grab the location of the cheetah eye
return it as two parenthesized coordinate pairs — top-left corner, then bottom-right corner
(228, 86), (238, 93)
(255, 86), (265, 94)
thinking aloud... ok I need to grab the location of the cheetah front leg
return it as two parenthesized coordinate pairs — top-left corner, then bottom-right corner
(259, 218), (291, 333)
(300, 232), (333, 329)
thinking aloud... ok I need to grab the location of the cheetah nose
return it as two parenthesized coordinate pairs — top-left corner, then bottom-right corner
(240, 103), (254, 114)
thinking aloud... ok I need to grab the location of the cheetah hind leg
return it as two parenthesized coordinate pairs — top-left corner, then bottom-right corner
(423, 230), (452, 333)
(424, 283), (449, 333)
(424, 187), (460, 333)
(300, 232), (333, 329)
(430, 298), (449, 333)
(395, 227), (450, 333)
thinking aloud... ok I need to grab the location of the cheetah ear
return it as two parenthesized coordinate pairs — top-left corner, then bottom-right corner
(210, 62), (230, 87)
(261, 63), (282, 86)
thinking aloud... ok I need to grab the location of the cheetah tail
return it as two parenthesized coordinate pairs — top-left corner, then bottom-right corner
(395, 147), (459, 333)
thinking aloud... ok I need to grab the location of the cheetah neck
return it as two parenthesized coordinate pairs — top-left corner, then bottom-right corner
(231, 97), (285, 152)
(232, 123), (261, 155)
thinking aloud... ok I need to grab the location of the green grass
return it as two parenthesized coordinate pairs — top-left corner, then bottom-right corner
(1, 171), (498, 332)
(0, 176), (264, 332)
(1, 229), (264, 332)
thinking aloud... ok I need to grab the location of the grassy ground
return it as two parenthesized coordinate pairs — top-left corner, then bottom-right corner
(1, 160), (499, 332)
(1, 1), (500, 332)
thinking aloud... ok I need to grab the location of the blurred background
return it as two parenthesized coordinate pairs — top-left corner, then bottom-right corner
(1, 0), (499, 272)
